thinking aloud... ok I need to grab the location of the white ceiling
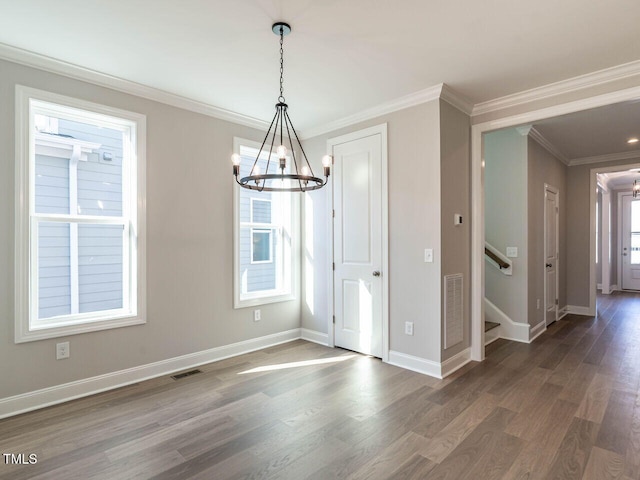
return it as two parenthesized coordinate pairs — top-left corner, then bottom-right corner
(1, 0), (640, 132)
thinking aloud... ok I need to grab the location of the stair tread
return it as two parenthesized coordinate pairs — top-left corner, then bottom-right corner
(484, 321), (500, 332)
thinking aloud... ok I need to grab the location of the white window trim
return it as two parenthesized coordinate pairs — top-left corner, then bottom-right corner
(233, 137), (299, 309)
(14, 85), (147, 343)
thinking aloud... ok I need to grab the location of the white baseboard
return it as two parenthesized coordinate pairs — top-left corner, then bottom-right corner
(300, 328), (329, 346)
(558, 306), (568, 320)
(597, 283), (602, 290)
(441, 348), (472, 377)
(611, 284), (619, 291)
(566, 305), (593, 316)
(529, 321), (546, 342)
(388, 348), (472, 379)
(0, 328), (301, 420)
(388, 350), (443, 379)
(484, 298), (529, 343)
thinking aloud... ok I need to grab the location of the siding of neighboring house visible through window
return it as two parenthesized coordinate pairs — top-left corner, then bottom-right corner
(35, 118), (124, 319)
(238, 157), (277, 293)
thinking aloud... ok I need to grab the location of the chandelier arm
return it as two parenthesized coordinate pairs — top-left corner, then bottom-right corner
(261, 107), (282, 192)
(284, 110), (317, 176)
(283, 112), (306, 192)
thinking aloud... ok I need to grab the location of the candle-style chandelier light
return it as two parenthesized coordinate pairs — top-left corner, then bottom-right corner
(633, 179), (640, 198)
(232, 22), (331, 192)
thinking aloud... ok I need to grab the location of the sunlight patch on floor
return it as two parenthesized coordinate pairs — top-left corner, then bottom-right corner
(238, 354), (358, 375)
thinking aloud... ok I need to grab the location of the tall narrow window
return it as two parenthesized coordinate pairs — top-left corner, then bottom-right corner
(15, 86), (146, 342)
(234, 138), (298, 307)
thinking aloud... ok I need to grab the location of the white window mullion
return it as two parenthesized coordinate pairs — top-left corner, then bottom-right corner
(69, 144), (80, 314)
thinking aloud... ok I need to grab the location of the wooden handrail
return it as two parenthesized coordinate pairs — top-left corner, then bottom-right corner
(485, 247), (510, 269)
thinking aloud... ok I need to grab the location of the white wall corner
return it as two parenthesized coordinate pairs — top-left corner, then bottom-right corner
(566, 305), (594, 316)
(529, 321), (546, 342)
(0, 328), (302, 420)
(300, 328), (329, 346)
(441, 348), (472, 377)
(388, 350), (443, 379)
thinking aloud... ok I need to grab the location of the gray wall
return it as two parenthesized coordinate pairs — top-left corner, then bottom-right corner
(440, 100), (471, 360)
(527, 136), (567, 325)
(301, 101), (444, 362)
(0, 59), (300, 399)
(484, 128), (528, 323)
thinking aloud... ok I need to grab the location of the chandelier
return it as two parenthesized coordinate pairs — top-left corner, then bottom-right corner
(232, 22), (331, 192)
(634, 179), (640, 198)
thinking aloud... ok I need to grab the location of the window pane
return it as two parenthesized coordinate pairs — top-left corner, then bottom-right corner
(35, 155), (70, 214)
(239, 226), (277, 293)
(38, 222), (71, 319)
(252, 229), (272, 262)
(78, 224), (124, 313)
(633, 200), (640, 232)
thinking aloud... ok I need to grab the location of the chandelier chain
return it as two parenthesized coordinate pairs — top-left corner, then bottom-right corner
(279, 28), (285, 103)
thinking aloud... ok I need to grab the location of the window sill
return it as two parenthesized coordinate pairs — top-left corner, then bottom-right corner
(234, 292), (295, 309)
(15, 314), (146, 343)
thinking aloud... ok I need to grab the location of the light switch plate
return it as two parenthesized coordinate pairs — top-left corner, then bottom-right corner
(506, 247), (518, 258)
(424, 248), (434, 263)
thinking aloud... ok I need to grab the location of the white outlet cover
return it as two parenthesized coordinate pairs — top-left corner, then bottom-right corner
(506, 247), (518, 258)
(424, 249), (434, 263)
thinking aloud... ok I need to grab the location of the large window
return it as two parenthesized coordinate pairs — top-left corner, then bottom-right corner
(15, 86), (146, 342)
(234, 138), (298, 308)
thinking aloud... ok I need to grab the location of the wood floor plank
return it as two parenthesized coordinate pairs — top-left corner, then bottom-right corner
(545, 417), (599, 480)
(582, 446), (625, 480)
(595, 389), (636, 455)
(575, 372), (615, 424)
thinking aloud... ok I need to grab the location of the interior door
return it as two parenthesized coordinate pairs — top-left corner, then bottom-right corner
(544, 186), (559, 326)
(621, 194), (640, 290)
(332, 132), (383, 358)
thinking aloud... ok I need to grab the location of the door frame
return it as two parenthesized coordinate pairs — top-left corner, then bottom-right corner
(543, 183), (559, 326)
(471, 86), (640, 362)
(326, 123), (389, 362)
(617, 189), (640, 290)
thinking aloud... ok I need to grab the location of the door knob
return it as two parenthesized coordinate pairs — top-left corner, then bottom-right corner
(373, 271), (381, 277)
(546, 263), (552, 268)
(623, 253), (628, 256)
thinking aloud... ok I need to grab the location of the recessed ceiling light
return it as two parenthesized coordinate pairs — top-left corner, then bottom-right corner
(629, 138), (639, 144)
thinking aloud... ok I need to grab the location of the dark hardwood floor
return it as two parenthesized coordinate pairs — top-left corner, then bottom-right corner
(2, 292), (640, 479)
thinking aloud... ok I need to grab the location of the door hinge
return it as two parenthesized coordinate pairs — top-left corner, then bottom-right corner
(332, 209), (335, 218)
(555, 299), (559, 305)
(333, 315), (335, 324)
(332, 262), (335, 271)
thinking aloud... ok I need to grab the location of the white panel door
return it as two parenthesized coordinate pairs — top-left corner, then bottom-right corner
(544, 186), (559, 326)
(621, 194), (640, 290)
(333, 133), (382, 358)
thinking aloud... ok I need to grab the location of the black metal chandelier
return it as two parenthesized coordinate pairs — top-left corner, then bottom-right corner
(633, 179), (640, 198)
(232, 22), (331, 192)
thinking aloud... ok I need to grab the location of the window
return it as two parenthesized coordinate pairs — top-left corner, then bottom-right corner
(234, 138), (298, 307)
(15, 86), (146, 342)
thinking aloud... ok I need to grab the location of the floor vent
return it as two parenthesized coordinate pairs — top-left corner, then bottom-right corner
(171, 369), (202, 380)
(444, 273), (464, 349)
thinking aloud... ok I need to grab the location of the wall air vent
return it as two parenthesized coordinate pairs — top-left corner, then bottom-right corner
(171, 369), (202, 380)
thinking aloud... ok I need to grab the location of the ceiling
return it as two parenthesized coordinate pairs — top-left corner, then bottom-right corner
(1, 0), (640, 132)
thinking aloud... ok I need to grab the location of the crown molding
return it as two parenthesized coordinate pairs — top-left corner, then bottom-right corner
(0, 42), (270, 132)
(528, 128), (569, 165)
(515, 125), (533, 136)
(440, 84), (474, 115)
(300, 84), (445, 140)
(568, 150), (640, 167)
(472, 59), (640, 117)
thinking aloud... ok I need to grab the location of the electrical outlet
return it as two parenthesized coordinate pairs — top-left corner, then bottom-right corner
(405, 321), (414, 336)
(253, 309), (261, 322)
(506, 247), (518, 258)
(56, 341), (69, 360)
